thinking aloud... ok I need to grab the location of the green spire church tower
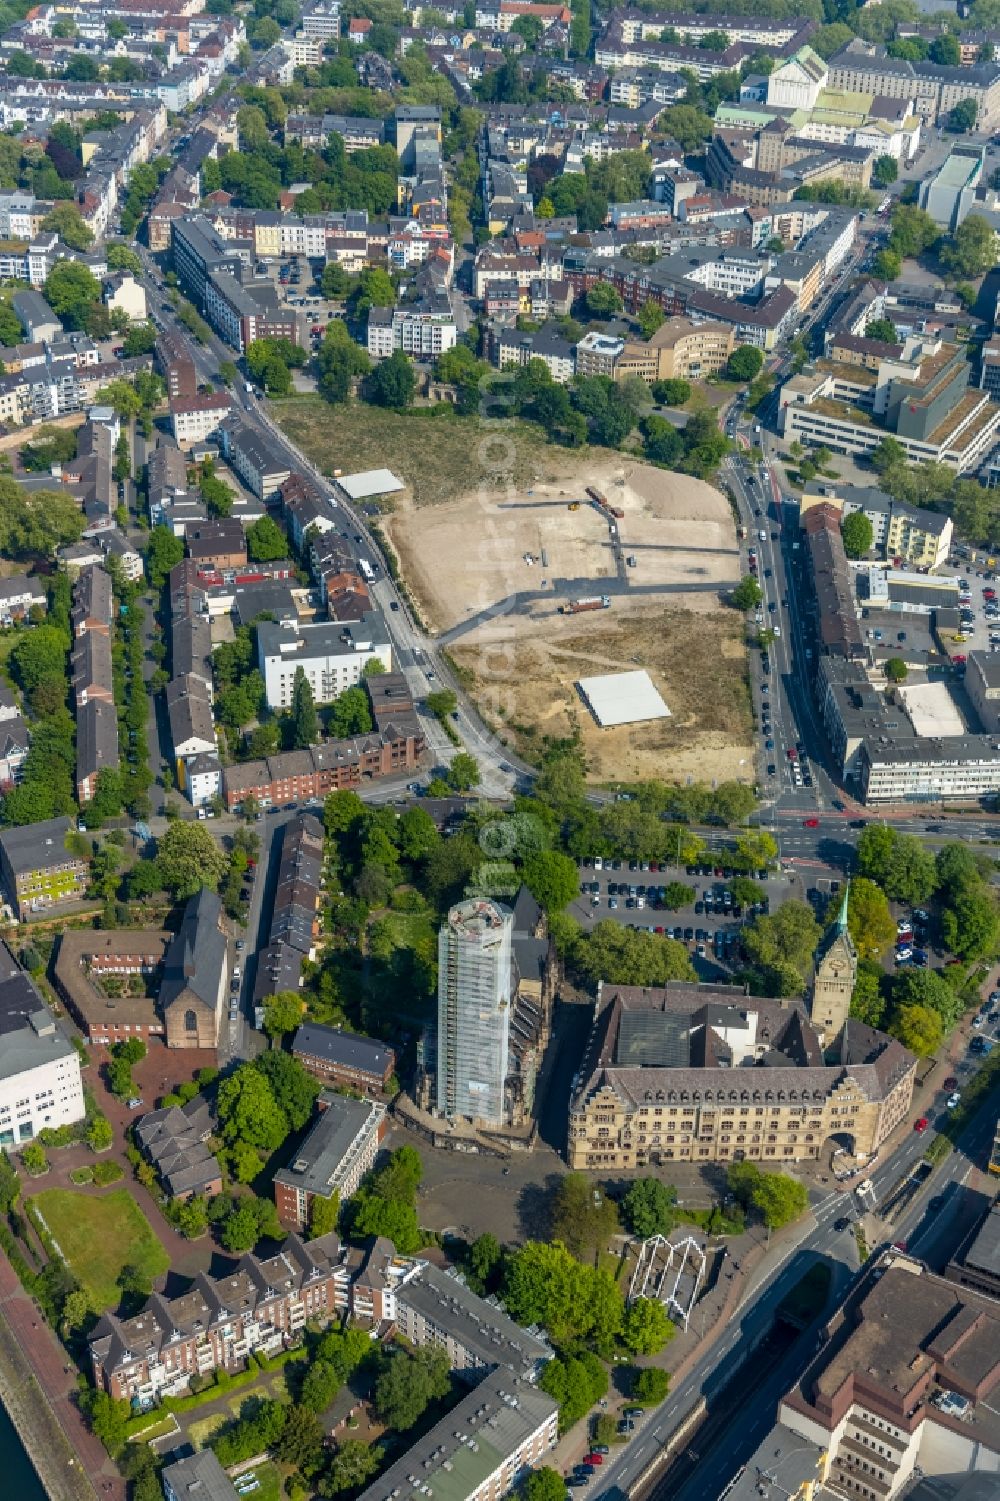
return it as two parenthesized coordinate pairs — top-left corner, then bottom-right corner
(811, 885), (857, 1058)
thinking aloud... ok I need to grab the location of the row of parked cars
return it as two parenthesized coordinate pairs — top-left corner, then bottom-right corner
(895, 909), (930, 968)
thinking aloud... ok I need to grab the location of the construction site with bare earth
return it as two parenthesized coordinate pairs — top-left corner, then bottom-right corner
(384, 455), (755, 785)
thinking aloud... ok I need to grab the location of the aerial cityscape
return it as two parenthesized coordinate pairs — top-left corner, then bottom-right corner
(1, 1), (1000, 1500)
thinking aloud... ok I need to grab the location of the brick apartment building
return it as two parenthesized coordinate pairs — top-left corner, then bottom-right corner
(273, 1092), (387, 1231)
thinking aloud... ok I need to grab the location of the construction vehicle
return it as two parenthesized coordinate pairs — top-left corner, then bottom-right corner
(560, 595), (611, 614)
(586, 484), (625, 520)
(568, 501), (580, 511)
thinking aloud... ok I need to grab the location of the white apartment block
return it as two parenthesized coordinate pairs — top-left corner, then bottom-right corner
(170, 393), (233, 448)
(684, 253), (767, 298)
(367, 306), (456, 359)
(279, 218), (328, 257)
(290, 34), (325, 65)
(0, 1041), (84, 1147)
(257, 618), (392, 709)
(0, 942), (84, 1146)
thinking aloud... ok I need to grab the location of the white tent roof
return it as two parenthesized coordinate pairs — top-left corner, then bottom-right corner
(577, 669), (671, 727)
(338, 468), (405, 500)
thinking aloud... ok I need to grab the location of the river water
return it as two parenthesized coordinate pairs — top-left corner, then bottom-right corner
(0, 1395), (45, 1499)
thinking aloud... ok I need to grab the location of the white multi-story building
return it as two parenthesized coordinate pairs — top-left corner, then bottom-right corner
(170, 392), (234, 448)
(367, 305), (457, 360)
(257, 616), (392, 709)
(301, 2), (341, 39)
(289, 33), (324, 65)
(279, 216), (328, 257)
(0, 940), (84, 1146)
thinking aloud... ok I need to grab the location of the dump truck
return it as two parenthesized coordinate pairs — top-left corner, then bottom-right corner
(560, 595), (611, 614)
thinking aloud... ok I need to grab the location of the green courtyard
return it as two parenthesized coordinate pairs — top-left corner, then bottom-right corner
(30, 1188), (169, 1310)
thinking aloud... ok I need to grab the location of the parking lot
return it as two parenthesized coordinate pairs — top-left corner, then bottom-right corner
(570, 859), (803, 976)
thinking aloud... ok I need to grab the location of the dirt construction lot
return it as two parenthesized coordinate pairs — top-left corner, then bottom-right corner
(386, 456), (738, 632)
(386, 455), (752, 785)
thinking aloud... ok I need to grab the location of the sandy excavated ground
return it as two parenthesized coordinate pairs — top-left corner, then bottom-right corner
(385, 456), (738, 632)
(450, 606), (752, 786)
(385, 455), (752, 785)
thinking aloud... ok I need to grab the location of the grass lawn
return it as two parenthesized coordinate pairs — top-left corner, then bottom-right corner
(274, 395), (565, 507)
(231, 1461), (283, 1501)
(30, 1188), (169, 1310)
(378, 910), (436, 948)
(188, 1414), (227, 1450)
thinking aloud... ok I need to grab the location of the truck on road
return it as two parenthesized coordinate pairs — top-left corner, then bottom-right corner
(560, 595), (611, 614)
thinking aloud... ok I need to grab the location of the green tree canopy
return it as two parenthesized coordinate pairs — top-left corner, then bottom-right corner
(44, 259), (100, 327)
(370, 348), (416, 409)
(846, 877), (896, 960)
(503, 1241), (623, 1346)
(872, 154), (898, 187)
(586, 283), (623, 317)
(571, 921), (696, 987)
(623, 1296), (675, 1356)
(742, 900), (821, 994)
(732, 576), (763, 611)
(146, 525), (184, 587)
(539, 1352), (608, 1433)
(374, 1346), (451, 1432)
(521, 849), (578, 913)
(261, 990), (306, 1038)
(253, 1050), (320, 1133)
(940, 214), (997, 278)
(155, 822), (228, 897)
(523, 1469), (569, 1501)
(889, 1002), (943, 1056)
(549, 1173), (619, 1259)
(0, 475), (83, 558)
(318, 319), (371, 403)
(216, 1065), (289, 1152)
(726, 345), (764, 382)
(291, 667), (319, 750)
(246, 514), (287, 562)
(855, 824), (938, 905)
(841, 510), (874, 558)
(633, 1367), (670, 1404)
(622, 1177), (678, 1238)
(320, 1440), (382, 1496)
(941, 887), (1000, 961)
